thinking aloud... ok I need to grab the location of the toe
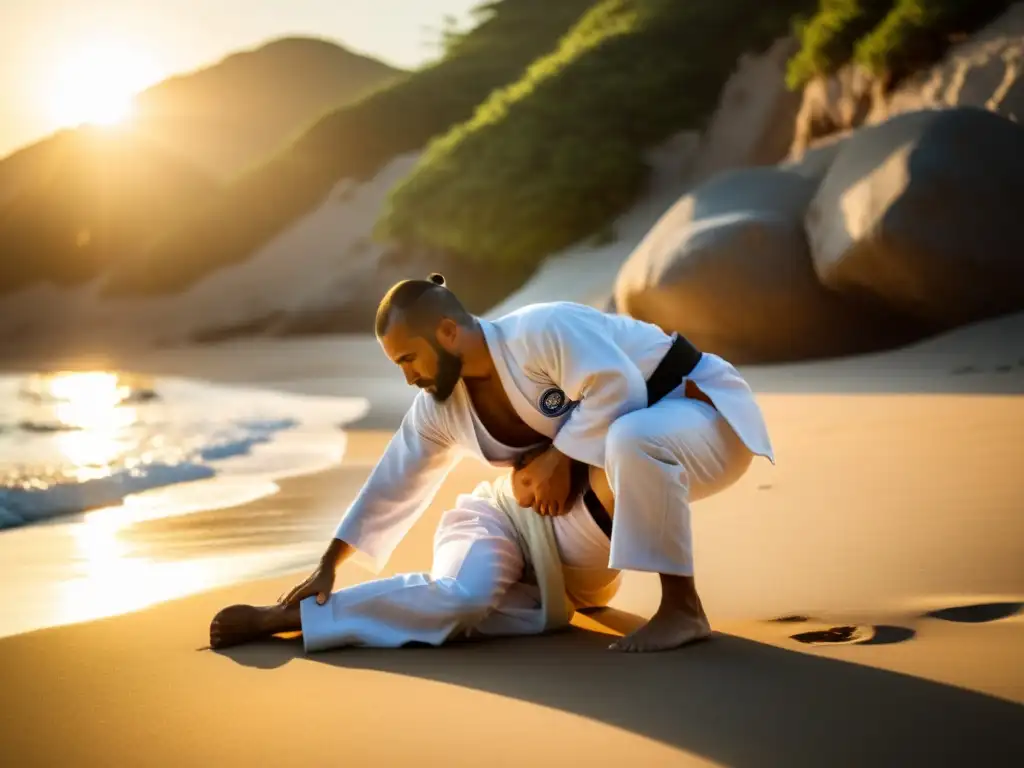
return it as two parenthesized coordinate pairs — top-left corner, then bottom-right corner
(610, 635), (636, 652)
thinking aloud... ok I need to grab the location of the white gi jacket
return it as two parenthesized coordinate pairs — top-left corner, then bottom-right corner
(336, 302), (774, 571)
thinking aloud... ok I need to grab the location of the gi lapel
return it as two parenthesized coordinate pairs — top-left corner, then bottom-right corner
(478, 318), (559, 438)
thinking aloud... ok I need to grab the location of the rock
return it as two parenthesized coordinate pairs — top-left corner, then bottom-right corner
(790, 65), (882, 156)
(779, 131), (850, 186)
(613, 167), (913, 363)
(884, 4), (1024, 125)
(806, 107), (1024, 327)
(790, 4), (1024, 156)
(689, 36), (806, 183)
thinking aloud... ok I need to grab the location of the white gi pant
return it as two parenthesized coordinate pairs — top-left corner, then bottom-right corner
(300, 393), (753, 653)
(606, 394), (754, 577)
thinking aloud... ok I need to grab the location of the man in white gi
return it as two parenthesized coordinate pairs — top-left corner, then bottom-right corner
(210, 274), (773, 652)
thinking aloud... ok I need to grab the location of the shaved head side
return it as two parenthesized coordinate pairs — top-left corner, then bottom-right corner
(375, 273), (472, 338)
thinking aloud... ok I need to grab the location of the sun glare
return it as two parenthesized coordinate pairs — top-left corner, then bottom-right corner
(48, 43), (161, 129)
(41, 371), (143, 477)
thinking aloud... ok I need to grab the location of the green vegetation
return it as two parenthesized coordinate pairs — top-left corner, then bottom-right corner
(854, 0), (1013, 79)
(375, 0), (817, 270)
(786, 0), (1012, 88)
(786, 1), (896, 90)
(102, 0), (599, 297)
(12, 0), (1007, 305)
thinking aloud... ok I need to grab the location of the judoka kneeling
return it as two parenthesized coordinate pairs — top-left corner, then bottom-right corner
(210, 274), (774, 652)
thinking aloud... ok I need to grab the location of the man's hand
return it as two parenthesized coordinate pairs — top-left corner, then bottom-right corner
(512, 445), (573, 516)
(278, 562), (335, 607)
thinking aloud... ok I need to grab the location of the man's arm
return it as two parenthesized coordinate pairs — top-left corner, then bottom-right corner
(319, 536), (357, 572)
(330, 394), (456, 572)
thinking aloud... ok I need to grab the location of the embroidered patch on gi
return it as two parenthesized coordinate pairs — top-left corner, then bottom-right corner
(539, 387), (574, 417)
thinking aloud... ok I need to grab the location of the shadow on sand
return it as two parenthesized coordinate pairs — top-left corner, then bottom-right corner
(219, 607), (1024, 767)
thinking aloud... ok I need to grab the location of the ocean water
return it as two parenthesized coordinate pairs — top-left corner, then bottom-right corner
(0, 370), (371, 638)
(0, 370), (369, 529)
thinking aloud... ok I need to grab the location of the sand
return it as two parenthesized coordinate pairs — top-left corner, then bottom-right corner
(2, 314), (1024, 766)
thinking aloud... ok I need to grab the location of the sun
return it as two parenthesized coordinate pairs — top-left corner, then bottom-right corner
(48, 43), (162, 129)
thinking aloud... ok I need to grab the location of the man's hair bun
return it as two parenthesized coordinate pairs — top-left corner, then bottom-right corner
(427, 273), (446, 286)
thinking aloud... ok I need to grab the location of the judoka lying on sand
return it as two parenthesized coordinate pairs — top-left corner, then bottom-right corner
(210, 274), (774, 653)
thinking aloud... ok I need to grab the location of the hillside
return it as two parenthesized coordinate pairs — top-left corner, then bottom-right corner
(0, 138), (62, 208)
(374, 0), (818, 270)
(0, 127), (219, 293)
(2, 0), (1018, 353)
(100, 0), (601, 298)
(131, 37), (405, 180)
(0, 35), (401, 298)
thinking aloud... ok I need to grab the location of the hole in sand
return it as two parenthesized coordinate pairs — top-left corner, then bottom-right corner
(790, 624), (915, 646)
(926, 602), (1023, 624)
(856, 625), (916, 645)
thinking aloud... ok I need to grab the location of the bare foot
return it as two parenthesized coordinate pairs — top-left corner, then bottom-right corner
(609, 573), (712, 652)
(609, 607), (711, 652)
(209, 603), (300, 649)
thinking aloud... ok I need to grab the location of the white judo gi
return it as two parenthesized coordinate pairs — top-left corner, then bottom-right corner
(299, 302), (774, 652)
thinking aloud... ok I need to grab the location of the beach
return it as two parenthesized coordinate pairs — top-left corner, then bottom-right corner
(2, 314), (1024, 766)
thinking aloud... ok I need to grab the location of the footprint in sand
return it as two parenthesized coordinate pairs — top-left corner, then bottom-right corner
(786, 624), (916, 646)
(925, 602), (1023, 623)
(768, 602), (1022, 648)
(952, 363), (1020, 375)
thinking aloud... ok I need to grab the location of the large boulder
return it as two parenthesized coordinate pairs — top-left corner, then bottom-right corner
(779, 131), (849, 185)
(613, 167), (916, 363)
(806, 107), (1024, 328)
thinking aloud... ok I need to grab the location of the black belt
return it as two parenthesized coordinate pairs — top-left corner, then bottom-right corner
(582, 333), (702, 538)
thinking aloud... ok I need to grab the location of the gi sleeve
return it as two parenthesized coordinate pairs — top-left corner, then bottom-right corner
(334, 393), (457, 571)
(541, 312), (649, 468)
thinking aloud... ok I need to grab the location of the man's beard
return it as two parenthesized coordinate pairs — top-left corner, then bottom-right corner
(423, 341), (462, 402)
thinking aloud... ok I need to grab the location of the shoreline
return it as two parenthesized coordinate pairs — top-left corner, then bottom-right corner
(0, 434), (380, 641)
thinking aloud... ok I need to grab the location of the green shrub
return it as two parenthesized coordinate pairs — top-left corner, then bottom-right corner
(785, 0), (1013, 90)
(854, 0), (1012, 80)
(376, 0), (816, 270)
(785, 0), (896, 90)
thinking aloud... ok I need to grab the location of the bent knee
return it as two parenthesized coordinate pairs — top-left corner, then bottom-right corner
(606, 410), (650, 454)
(606, 410), (673, 466)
